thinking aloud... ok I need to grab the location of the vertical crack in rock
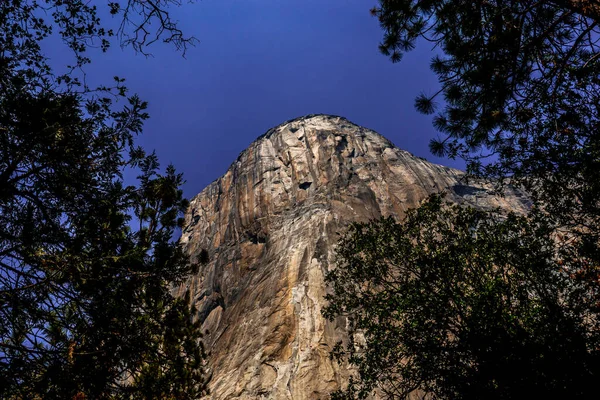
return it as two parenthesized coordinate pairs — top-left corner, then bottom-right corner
(176, 114), (529, 399)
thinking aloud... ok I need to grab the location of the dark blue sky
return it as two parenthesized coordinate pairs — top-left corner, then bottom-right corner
(53, 0), (464, 198)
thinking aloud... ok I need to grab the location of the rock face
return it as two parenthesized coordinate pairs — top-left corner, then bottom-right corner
(178, 115), (530, 399)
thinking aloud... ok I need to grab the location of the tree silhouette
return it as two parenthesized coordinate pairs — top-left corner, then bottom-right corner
(0, 1), (207, 398)
(325, 195), (600, 399)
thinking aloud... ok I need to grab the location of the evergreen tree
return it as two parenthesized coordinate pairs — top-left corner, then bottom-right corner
(371, 0), (600, 237)
(0, 1), (207, 398)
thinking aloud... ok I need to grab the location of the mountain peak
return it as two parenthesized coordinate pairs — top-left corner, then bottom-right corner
(178, 116), (531, 399)
(256, 113), (386, 143)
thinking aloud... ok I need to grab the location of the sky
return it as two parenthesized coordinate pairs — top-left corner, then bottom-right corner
(51, 0), (464, 199)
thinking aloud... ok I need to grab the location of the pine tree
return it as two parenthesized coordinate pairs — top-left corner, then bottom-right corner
(372, 1), (600, 236)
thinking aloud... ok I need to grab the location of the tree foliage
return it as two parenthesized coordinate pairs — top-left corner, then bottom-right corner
(371, 0), (600, 233)
(0, 1), (206, 398)
(324, 195), (600, 399)
(323, 3), (600, 398)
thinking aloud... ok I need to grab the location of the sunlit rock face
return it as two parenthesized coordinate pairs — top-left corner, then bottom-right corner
(177, 115), (530, 399)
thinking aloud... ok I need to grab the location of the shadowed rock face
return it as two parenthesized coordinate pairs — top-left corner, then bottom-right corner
(177, 115), (530, 399)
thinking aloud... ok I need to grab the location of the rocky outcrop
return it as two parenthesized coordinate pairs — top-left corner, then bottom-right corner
(177, 115), (530, 399)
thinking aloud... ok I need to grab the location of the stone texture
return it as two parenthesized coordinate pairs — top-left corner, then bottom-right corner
(177, 115), (530, 399)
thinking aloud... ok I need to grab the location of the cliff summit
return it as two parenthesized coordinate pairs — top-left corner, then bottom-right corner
(178, 114), (530, 399)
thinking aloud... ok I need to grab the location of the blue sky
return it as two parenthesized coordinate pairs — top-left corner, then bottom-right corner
(52, 0), (463, 198)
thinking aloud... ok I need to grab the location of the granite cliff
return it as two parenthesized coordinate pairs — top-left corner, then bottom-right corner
(177, 115), (530, 399)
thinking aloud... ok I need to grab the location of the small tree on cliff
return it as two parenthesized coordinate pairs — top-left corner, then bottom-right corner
(324, 195), (600, 399)
(0, 1), (207, 398)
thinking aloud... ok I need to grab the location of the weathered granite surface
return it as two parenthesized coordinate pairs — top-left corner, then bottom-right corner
(177, 115), (530, 399)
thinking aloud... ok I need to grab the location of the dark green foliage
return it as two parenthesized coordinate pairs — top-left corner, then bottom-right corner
(0, 1), (207, 398)
(324, 4), (600, 397)
(371, 1), (600, 234)
(324, 195), (600, 399)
